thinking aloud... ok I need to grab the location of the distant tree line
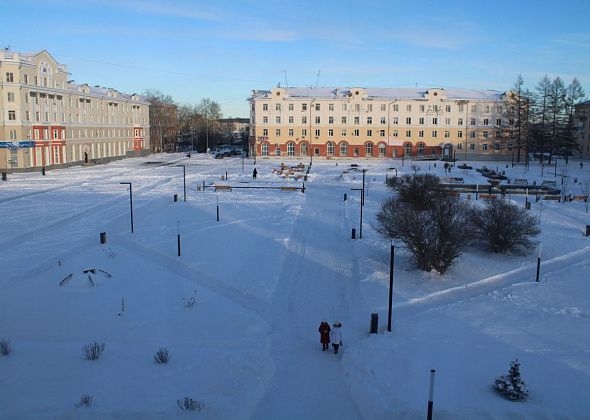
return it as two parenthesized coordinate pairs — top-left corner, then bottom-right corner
(504, 74), (585, 165)
(143, 90), (247, 153)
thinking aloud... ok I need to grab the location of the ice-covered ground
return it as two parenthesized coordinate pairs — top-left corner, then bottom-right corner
(0, 154), (589, 419)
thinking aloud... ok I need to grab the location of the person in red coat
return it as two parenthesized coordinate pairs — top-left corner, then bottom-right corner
(318, 320), (331, 351)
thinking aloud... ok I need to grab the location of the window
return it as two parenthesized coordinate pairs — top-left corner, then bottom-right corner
(445, 105), (451, 112)
(275, 144), (281, 156)
(380, 117), (386, 124)
(263, 129), (268, 136)
(329, 103), (334, 111)
(496, 131), (501, 139)
(315, 129), (320, 137)
(288, 116), (294, 123)
(419, 130), (424, 138)
(417, 143), (425, 155)
(9, 130), (16, 140)
(445, 118), (451, 125)
(353, 129), (360, 136)
(432, 130), (437, 138)
(315, 116), (321, 124)
(342, 103), (347, 111)
(378, 143), (386, 157)
(471, 105), (476, 113)
(469, 143), (475, 150)
(458, 105), (464, 113)
(329, 116), (334, 124)
(355, 104), (360, 111)
(458, 118), (464, 126)
(302, 116), (307, 124)
(261, 143), (268, 156)
(367, 104), (373, 111)
(458, 131), (463, 138)
(328, 129), (334, 137)
(327, 141), (335, 156)
(341, 116), (347, 124)
(7, 92), (15, 102)
(25, 111), (30, 121)
(53, 129), (58, 139)
(287, 142), (295, 156)
(302, 129), (307, 136)
(24, 74), (28, 84)
(482, 143), (488, 151)
(483, 131), (489, 139)
(381, 104), (386, 111)
(470, 118), (476, 126)
(405, 130), (411, 138)
(444, 131), (450, 138)
(483, 118), (489, 126)
(496, 118), (501, 126)
(419, 105), (425, 112)
(419, 117), (425, 125)
(315, 103), (320, 111)
(379, 130), (385, 137)
(392, 130), (398, 137)
(6, 72), (14, 82)
(263, 116), (268, 123)
(354, 116), (360, 124)
(302, 103), (307, 111)
(406, 117), (412, 124)
(8, 110), (16, 120)
(392, 104), (398, 112)
(288, 103), (294, 111)
(340, 142), (348, 156)
(470, 131), (476, 139)
(275, 129), (281, 136)
(354, 147), (359, 157)
(289, 129), (294, 137)
(432, 117), (438, 125)
(276, 103), (281, 111)
(341, 129), (347, 136)
(365, 143), (374, 156)
(494, 143), (501, 150)
(367, 129), (372, 137)
(263, 103), (268, 111)
(301, 142), (308, 156)
(485, 105), (490, 112)
(367, 117), (372, 125)
(404, 143), (412, 156)
(457, 143), (462, 150)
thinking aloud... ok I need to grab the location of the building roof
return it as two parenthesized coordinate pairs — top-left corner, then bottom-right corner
(251, 87), (505, 101)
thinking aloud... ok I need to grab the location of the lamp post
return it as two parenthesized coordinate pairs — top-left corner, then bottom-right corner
(350, 187), (363, 238)
(387, 100), (399, 160)
(177, 164), (186, 202)
(119, 182), (134, 233)
(387, 241), (395, 332)
(456, 100), (469, 161)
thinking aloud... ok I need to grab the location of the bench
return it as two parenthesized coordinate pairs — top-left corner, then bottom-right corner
(279, 186), (299, 191)
(542, 180), (557, 187)
(447, 191), (461, 197)
(572, 195), (589, 202)
(214, 185), (232, 192)
(513, 179), (528, 186)
(480, 194), (497, 200)
(543, 195), (561, 201)
(441, 177), (464, 184)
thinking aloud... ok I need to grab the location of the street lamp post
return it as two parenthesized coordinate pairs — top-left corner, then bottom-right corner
(177, 164), (186, 202)
(387, 241), (395, 332)
(119, 182), (134, 233)
(350, 187), (363, 238)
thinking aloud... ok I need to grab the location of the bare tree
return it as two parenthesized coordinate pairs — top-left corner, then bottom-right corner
(580, 179), (590, 213)
(143, 90), (178, 153)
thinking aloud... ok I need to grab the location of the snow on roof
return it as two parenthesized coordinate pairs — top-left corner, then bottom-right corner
(66, 83), (149, 104)
(251, 87), (505, 101)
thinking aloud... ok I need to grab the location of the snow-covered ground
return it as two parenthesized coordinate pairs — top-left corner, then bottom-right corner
(1, 154), (589, 419)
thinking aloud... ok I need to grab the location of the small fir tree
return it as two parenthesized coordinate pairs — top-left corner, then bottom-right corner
(494, 359), (529, 401)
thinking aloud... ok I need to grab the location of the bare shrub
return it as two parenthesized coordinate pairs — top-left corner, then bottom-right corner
(385, 174), (443, 210)
(82, 342), (105, 361)
(154, 348), (171, 364)
(471, 199), (540, 254)
(177, 396), (204, 411)
(374, 195), (474, 274)
(0, 338), (11, 356)
(76, 394), (94, 407)
(182, 290), (197, 308)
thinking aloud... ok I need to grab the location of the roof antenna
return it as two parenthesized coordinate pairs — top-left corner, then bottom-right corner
(283, 70), (289, 89)
(315, 70), (321, 88)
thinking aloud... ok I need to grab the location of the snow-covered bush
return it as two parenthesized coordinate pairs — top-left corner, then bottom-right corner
(82, 342), (105, 361)
(154, 347), (171, 364)
(493, 359), (529, 401)
(385, 174), (442, 210)
(76, 394), (93, 407)
(177, 396), (204, 411)
(182, 290), (197, 308)
(0, 338), (11, 356)
(374, 193), (474, 274)
(471, 199), (540, 254)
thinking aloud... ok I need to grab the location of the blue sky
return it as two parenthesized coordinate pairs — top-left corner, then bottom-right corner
(3, 0), (589, 117)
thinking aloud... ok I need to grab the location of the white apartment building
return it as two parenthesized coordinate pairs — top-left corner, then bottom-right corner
(248, 87), (516, 160)
(0, 49), (150, 171)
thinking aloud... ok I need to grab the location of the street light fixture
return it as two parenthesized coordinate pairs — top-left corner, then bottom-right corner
(119, 182), (134, 233)
(176, 164), (186, 202)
